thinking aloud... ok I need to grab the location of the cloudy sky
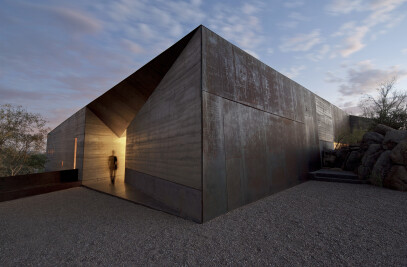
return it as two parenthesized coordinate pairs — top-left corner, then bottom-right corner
(1, 0), (407, 129)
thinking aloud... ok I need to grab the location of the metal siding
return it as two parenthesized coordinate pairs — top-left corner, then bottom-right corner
(202, 26), (347, 221)
(126, 29), (202, 190)
(82, 108), (126, 183)
(125, 169), (202, 222)
(87, 27), (200, 137)
(202, 91), (228, 221)
(45, 108), (86, 180)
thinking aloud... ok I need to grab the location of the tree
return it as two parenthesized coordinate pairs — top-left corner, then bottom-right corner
(0, 104), (49, 176)
(359, 78), (407, 130)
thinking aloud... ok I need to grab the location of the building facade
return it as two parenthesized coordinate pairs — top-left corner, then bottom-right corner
(46, 26), (350, 222)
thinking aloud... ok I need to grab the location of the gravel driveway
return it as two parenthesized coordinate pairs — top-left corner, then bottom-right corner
(1, 181), (406, 266)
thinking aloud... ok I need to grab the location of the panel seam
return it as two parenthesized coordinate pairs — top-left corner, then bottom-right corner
(204, 90), (305, 124)
(200, 26), (204, 223)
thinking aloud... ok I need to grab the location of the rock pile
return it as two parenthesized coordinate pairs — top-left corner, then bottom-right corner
(326, 124), (407, 191)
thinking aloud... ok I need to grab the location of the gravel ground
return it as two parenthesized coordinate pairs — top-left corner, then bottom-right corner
(0, 181), (406, 266)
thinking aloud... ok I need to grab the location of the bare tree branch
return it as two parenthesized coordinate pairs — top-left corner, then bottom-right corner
(358, 77), (407, 130)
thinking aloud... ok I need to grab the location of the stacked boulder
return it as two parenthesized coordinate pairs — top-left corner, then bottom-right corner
(344, 124), (407, 191)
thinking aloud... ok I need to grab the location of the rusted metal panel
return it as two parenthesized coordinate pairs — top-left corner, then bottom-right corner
(332, 105), (350, 137)
(223, 100), (269, 206)
(222, 100), (245, 210)
(203, 27), (300, 123)
(45, 107), (86, 180)
(233, 48), (265, 110)
(315, 94), (350, 147)
(349, 115), (372, 132)
(262, 66), (282, 117)
(203, 91), (310, 220)
(280, 75), (296, 121)
(302, 89), (321, 171)
(263, 113), (285, 194)
(87, 27), (200, 137)
(237, 104), (268, 203)
(315, 95), (334, 142)
(126, 28), (202, 190)
(202, 91), (228, 221)
(202, 30), (236, 100)
(82, 108), (126, 183)
(204, 27), (265, 110)
(125, 168), (202, 223)
(202, 26), (339, 221)
(292, 81), (306, 123)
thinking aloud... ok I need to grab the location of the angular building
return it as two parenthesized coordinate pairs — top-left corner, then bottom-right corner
(45, 25), (350, 222)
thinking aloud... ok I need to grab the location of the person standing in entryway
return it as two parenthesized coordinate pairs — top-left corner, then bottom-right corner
(108, 150), (118, 184)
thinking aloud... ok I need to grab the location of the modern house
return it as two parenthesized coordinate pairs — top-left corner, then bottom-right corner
(45, 25), (350, 223)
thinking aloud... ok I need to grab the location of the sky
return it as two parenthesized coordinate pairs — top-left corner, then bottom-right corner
(1, 0), (407, 130)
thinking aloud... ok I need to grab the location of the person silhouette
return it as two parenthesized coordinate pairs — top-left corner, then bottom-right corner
(108, 150), (118, 184)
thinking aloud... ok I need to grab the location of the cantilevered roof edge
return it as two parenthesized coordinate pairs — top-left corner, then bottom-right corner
(86, 25), (202, 137)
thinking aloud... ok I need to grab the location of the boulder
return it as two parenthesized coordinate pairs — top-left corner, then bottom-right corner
(383, 130), (407, 150)
(389, 140), (407, 166)
(373, 124), (394, 135)
(383, 165), (407, 191)
(358, 144), (383, 179)
(360, 132), (384, 151)
(370, 151), (392, 186)
(344, 151), (361, 172)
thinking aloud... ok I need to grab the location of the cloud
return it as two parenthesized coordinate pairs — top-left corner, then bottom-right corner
(340, 26), (369, 57)
(341, 101), (355, 108)
(326, 0), (363, 15)
(282, 65), (306, 79)
(279, 30), (322, 52)
(325, 71), (344, 83)
(241, 3), (259, 15)
(288, 12), (309, 21)
(44, 6), (102, 34)
(307, 44), (330, 61)
(0, 85), (46, 101)
(104, 0), (206, 55)
(342, 105), (362, 115)
(122, 39), (145, 54)
(278, 21), (299, 29)
(402, 48), (407, 55)
(279, 11), (310, 29)
(283, 1), (305, 8)
(17, 3), (103, 35)
(208, 1), (265, 52)
(329, 0), (407, 57)
(329, 60), (407, 96)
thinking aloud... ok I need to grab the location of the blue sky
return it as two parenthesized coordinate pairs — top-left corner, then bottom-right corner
(1, 0), (407, 129)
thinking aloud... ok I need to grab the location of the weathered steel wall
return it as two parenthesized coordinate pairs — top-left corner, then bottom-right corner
(315, 96), (334, 142)
(315, 95), (350, 150)
(201, 26), (347, 221)
(87, 28), (199, 137)
(82, 108), (126, 183)
(45, 108), (86, 180)
(125, 29), (202, 221)
(349, 115), (372, 132)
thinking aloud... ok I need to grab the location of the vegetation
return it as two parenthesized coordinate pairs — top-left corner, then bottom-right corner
(334, 129), (367, 149)
(0, 104), (49, 176)
(359, 77), (407, 130)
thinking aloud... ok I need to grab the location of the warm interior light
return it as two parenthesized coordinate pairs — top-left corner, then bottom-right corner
(73, 137), (77, 169)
